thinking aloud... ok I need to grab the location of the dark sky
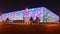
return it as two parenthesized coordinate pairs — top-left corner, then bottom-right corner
(0, 0), (60, 16)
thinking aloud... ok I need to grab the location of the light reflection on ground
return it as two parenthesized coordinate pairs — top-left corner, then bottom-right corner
(44, 24), (59, 27)
(43, 24), (59, 31)
(0, 22), (60, 34)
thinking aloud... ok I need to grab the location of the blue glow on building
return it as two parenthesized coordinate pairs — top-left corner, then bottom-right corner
(0, 7), (59, 22)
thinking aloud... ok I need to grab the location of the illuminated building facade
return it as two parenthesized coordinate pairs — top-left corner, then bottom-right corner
(0, 7), (59, 22)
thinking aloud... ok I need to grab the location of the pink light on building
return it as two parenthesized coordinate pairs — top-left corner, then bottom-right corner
(37, 7), (40, 11)
(24, 8), (29, 16)
(31, 12), (34, 17)
(24, 8), (29, 20)
(37, 13), (40, 18)
(37, 8), (40, 18)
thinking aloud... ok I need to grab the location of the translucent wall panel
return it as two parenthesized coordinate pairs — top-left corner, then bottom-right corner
(19, 10), (24, 20)
(33, 8), (38, 20)
(48, 10), (59, 22)
(28, 8), (35, 20)
(42, 7), (59, 22)
(0, 7), (59, 22)
(40, 7), (44, 22)
(8, 10), (24, 20)
(1, 13), (8, 21)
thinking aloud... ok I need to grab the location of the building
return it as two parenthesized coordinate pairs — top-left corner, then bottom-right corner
(0, 7), (59, 23)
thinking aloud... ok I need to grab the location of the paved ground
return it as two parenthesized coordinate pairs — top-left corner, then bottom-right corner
(0, 22), (60, 34)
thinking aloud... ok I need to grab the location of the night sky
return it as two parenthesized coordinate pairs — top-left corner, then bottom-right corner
(0, 0), (60, 16)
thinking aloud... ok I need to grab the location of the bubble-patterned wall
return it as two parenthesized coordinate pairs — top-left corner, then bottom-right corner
(0, 7), (59, 22)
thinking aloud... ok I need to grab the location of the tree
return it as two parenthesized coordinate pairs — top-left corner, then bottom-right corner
(29, 17), (33, 21)
(23, 17), (25, 23)
(35, 17), (40, 23)
(29, 17), (34, 24)
(6, 18), (9, 22)
(29, 17), (34, 27)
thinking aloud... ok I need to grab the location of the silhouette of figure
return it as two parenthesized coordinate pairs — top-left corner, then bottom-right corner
(29, 17), (33, 27)
(6, 18), (9, 22)
(35, 17), (40, 24)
